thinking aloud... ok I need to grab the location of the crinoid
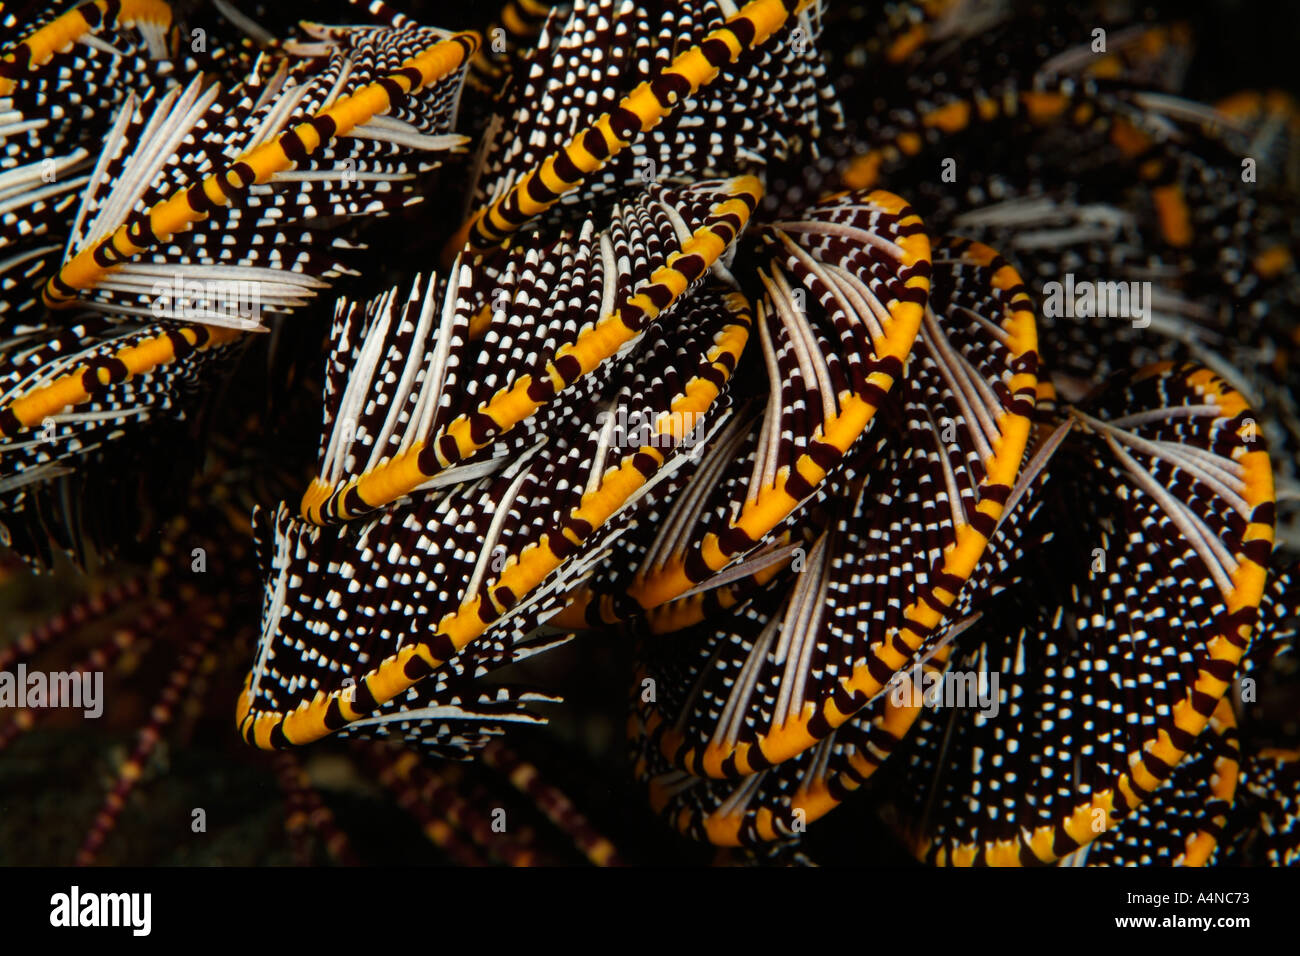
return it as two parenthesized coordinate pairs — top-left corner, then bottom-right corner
(0, 0), (1297, 870)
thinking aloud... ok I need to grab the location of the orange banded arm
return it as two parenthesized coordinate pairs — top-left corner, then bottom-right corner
(42, 30), (480, 309)
(445, 0), (812, 260)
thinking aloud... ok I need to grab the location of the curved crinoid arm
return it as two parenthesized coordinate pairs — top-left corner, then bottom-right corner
(464, 0), (558, 99)
(448, 0), (832, 258)
(878, 361), (1274, 866)
(842, 78), (1201, 239)
(837, 15), (1213, 250)
(639, 408), (1071, 848)
(0, 318), (241, 440)
(0, 14), (480, 505)
(236, 275), (750, 750)
(631, 370), (1046, 642)
(40, 23), (479, 310)
(602, 311), (1036, 639)
(626, 188), (934, 612)
(627, 404), (1066, 847)
(949, 192), (1228, 383)
(1056, 698), (1241, 867)
(634, 410), (1076, 848)
(0, 0), (189, 334)
(543, 422), (776, 634)
(630, 577), (984, 847)
(41, 51), (466, 325)
(0, 0), (173, 97)
(300, 176), (760, 525)
(1223, 557), (1300, 866)
(893, 97), (1300, 541)
(636, 415), (1069, 847)
(631, 237), (1036, 783)
(0, 317), (244, 564)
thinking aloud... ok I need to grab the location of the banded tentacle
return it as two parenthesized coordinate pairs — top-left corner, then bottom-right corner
(635, 237), (1037, 780)
(0, 0), (173, 97)
(237, 274), (752, 749)
(42, 27), (479, 307)
(627, 188), (934, 612)
(1063, 698), (1240, 867)
(301, 176), (761, 525)
(448, 0), (825, 257)
(883, 362), (1273, 866)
